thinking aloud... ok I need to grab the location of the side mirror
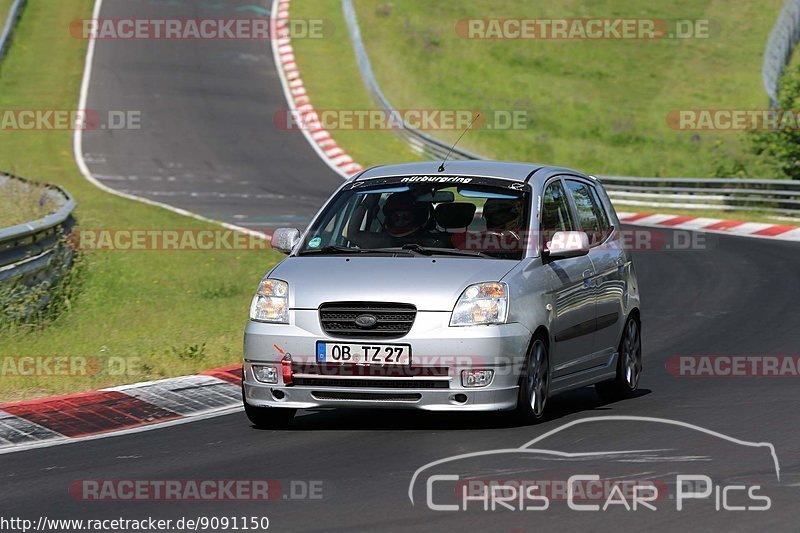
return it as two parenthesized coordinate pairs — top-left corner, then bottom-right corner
(545, 231), (590, 259)
(272, 228), (301, 255)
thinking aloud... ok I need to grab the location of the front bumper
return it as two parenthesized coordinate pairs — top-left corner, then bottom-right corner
(243, 310), (532, 411)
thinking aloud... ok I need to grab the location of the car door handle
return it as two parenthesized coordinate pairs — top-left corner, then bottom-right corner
(582, 269), (596, 288)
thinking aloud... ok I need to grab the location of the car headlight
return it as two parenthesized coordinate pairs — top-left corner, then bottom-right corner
(450, 282), (509, 326)
(249, 278), (289, 323)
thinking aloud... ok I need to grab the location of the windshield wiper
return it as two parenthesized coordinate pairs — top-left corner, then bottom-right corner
(300, 245), (366, 255)
(398, 244), (492, 258)
(299, 244), (491, 258)
(299, 245), (401, 256)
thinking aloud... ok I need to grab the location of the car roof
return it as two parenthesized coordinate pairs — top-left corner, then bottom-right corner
(353, 160), (595, 189)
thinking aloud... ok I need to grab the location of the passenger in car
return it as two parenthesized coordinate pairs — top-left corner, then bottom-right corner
(452, 198), (525, 255)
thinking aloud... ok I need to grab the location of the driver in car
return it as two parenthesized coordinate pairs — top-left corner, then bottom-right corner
(347, 192), (444, 249)
(384, 192), (433, 239)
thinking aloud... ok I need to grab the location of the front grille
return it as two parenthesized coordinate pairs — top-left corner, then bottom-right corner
(311, 391), (422, 402)
(319, 302), (417, 339)
(294, 377), (448, 389)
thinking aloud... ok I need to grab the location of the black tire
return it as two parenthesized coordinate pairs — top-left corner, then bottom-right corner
(514, 335), (550, 424)
(243, 389), (296, 429)
(596, 315), (642, 402)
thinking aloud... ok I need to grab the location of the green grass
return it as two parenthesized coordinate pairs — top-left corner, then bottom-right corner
(0, 0), (14, 21)
(290, 0), (422, 165)
(0, 177), (56, 227)
(293, 0), (784, 179)
(0, 0), (284, 402)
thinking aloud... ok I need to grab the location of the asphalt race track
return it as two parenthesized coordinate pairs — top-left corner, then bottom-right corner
(2, 0), (798, 531)
(80, 0), (344, 232)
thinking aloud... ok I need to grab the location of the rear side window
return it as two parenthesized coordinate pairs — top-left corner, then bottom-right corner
(588, 185), (611, 231)
(565, 180), (609, 246)
(540, 181), (575, 243)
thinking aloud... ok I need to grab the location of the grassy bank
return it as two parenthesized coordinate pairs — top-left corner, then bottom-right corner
(0, 177), (56, 227)
(0, 0), (283, 402)
(290, 0), (799, 223)
(293, 0), (783, 179)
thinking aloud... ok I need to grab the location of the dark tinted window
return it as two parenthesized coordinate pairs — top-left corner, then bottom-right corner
(298, 180), (530, 260)
(588, 185), (610, 234)
(566, 180), (608, 246)
(541, 181), (575, 243)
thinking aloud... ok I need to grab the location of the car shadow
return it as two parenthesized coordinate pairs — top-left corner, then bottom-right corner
(258, 387), (652, 432)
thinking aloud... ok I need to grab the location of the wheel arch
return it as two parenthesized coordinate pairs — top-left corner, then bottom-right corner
(525, 325), (551, 368)
(531, 325), (550, 351)
(627, 307), (641, 327)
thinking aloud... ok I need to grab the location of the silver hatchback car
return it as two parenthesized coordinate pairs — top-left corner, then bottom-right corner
(242, 161), (641, 427)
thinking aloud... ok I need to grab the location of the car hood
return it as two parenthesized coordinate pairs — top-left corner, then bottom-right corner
(269, 256), (519, 311)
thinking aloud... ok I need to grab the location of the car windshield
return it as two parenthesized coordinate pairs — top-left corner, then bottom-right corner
(298, 176), (531, 260)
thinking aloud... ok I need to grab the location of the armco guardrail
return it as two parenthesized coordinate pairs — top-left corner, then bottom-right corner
(763, 0), (800, 106)
(343, 0), (800, 217)
(600, 176), (800, 215)
(342, 0), (480, 161)
(0, 175), (76, 319)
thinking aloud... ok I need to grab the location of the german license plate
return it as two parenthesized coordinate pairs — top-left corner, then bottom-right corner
(316, 342), (411, 365)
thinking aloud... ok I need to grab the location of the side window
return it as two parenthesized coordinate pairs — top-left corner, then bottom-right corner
(565, 180), (607, 246)
(541, 181), (576, 244)
(588, 186), (610, 234)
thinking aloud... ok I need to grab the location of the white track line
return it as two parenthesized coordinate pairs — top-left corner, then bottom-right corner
(73, 0), (269, 241)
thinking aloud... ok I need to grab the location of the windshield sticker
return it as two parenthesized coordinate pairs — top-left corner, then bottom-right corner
(350, 175), (529, 190)
(308, 237), (322, 249)
(401, 176), (474, 184)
